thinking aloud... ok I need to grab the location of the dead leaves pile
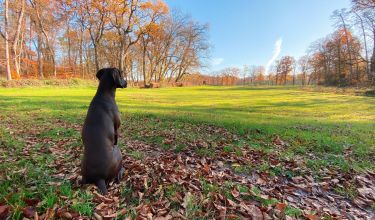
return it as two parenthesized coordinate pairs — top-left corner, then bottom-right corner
(0, 119), (375, 219)
(117, 139), (375, 219)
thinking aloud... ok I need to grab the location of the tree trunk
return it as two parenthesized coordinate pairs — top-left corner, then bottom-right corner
(4, 0), (12, 80)
(371, 30), (375, 84)
(37, 34), (44, 79)
(12, 0), (25, 78)
(339, 13), (354, 83)
(119, 40), (125, 71)
(79, 27), (84, 78)
(93, 43), (100, 72)
(67, 21), (72, 69)
(142, 39), (147, 87)
(302, 72), (306, 86)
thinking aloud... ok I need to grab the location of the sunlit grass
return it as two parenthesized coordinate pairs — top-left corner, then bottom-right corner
(0, 85), (374, 171)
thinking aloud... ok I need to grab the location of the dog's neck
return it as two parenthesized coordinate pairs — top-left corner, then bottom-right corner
(96, 79), (116, 99)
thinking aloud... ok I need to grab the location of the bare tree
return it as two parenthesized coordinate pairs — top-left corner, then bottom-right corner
(77, 0), (109, 72)
(11, 0), (25, 77)
(298, 55), (310, 86)
(29, 0), (57, 77)
(352, 0), (375, 83)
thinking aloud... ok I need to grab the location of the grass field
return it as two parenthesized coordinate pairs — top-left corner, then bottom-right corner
(1, 86), (374, 219)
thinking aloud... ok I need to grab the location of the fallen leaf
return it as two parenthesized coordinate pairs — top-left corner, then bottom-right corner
(203, 163), (210, 173)
(305, 214), (319, 220)
(95, 202), (107, 210)
(22, 207), (36, 218)
(231, 188), (240, 198)
(275, 203), (287, 211)
(0, 205), (9, 218)
(23, 198), (39, 206)
(93, 212), (103, 220)
(272, 135), (288, 147)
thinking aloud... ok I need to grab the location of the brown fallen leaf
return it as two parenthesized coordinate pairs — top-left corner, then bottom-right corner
(203, 163), (210, 174)
(144, 176), (149, 189)
(0, 205), (9, 218)
(103, 208), (127, 218)
(56, 210), (73, 219)
(305, 214), (319, 220)
(213, 202), (227, 219)
(248, 204), (263, 219)
(227, 198), (237, 207)
(357, 187), (375, 200)
(291, 176), (304, 184)
(44, 208), (55, 219)
(34, 211), (39, 220)
(255, 177), (266, 185)
(93, 191), (113, 203)
(22, 207), (36, 218)
(138, 191), (144, 201)
(272, 135), (288, 147)
(226, 214), (241, 219)
(23, 198), (39, 206)
(275, 203), (287, 211)
(154, 215), (173, 220)
(231, 188), (240, 198)
(95, 202), (107, 210)
(93, 212), (103, 220)
(104, 208), (127, 218)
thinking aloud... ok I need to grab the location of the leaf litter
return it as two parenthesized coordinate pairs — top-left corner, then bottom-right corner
(0, 117), (374, 219)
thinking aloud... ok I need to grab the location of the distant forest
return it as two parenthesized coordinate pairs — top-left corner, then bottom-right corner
(0, 0), (374, 87)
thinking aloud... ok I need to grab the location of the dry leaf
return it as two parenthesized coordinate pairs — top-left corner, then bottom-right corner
(275, 203), (287, 211)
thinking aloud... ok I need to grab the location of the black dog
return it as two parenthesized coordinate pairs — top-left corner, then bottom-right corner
(81, 68), (127, 195)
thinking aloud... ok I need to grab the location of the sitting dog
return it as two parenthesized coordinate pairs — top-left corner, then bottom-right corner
(81, 68), (127, 195)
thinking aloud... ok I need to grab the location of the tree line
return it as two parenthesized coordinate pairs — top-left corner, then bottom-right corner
(207, 0), (375, 87)
(1, 0), (374, 88)
(0, 0), (209, 87)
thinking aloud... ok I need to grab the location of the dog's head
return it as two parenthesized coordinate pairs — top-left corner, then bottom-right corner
(96, 68), (127, 88)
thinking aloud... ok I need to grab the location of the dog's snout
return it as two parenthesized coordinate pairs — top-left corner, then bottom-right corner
(122, 79), (127, 88)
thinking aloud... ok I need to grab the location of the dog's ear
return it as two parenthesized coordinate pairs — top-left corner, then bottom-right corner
(96, 69), (105, 80)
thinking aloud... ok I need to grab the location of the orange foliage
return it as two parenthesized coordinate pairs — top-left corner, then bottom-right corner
(141, 0), (169, 14)
(11, 71), (21, 80)
(257, 73), (265, 81)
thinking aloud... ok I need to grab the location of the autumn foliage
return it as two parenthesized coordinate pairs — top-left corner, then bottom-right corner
(0, 0), (209, 87)
(0, 0), (374, 87)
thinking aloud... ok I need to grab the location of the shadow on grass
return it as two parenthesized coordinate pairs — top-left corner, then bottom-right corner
(0, 93), (374, 158)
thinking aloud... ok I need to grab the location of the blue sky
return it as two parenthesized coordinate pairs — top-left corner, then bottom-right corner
(165, 0), (351, 72)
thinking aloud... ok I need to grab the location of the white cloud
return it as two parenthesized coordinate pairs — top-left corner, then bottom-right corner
(265, 38), (282, 75)
(211, 57), (224, 66)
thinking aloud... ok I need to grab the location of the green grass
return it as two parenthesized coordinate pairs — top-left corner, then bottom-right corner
(0, 85), (374, 218)
(1, 85), (374, 170)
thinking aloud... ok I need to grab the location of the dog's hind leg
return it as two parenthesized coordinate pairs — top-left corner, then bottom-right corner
(113, 146), (124, 183)
(96, 179), (108, 195)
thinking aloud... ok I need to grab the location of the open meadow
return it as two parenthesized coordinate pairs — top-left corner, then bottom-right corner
(0, 86), (375, 219)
